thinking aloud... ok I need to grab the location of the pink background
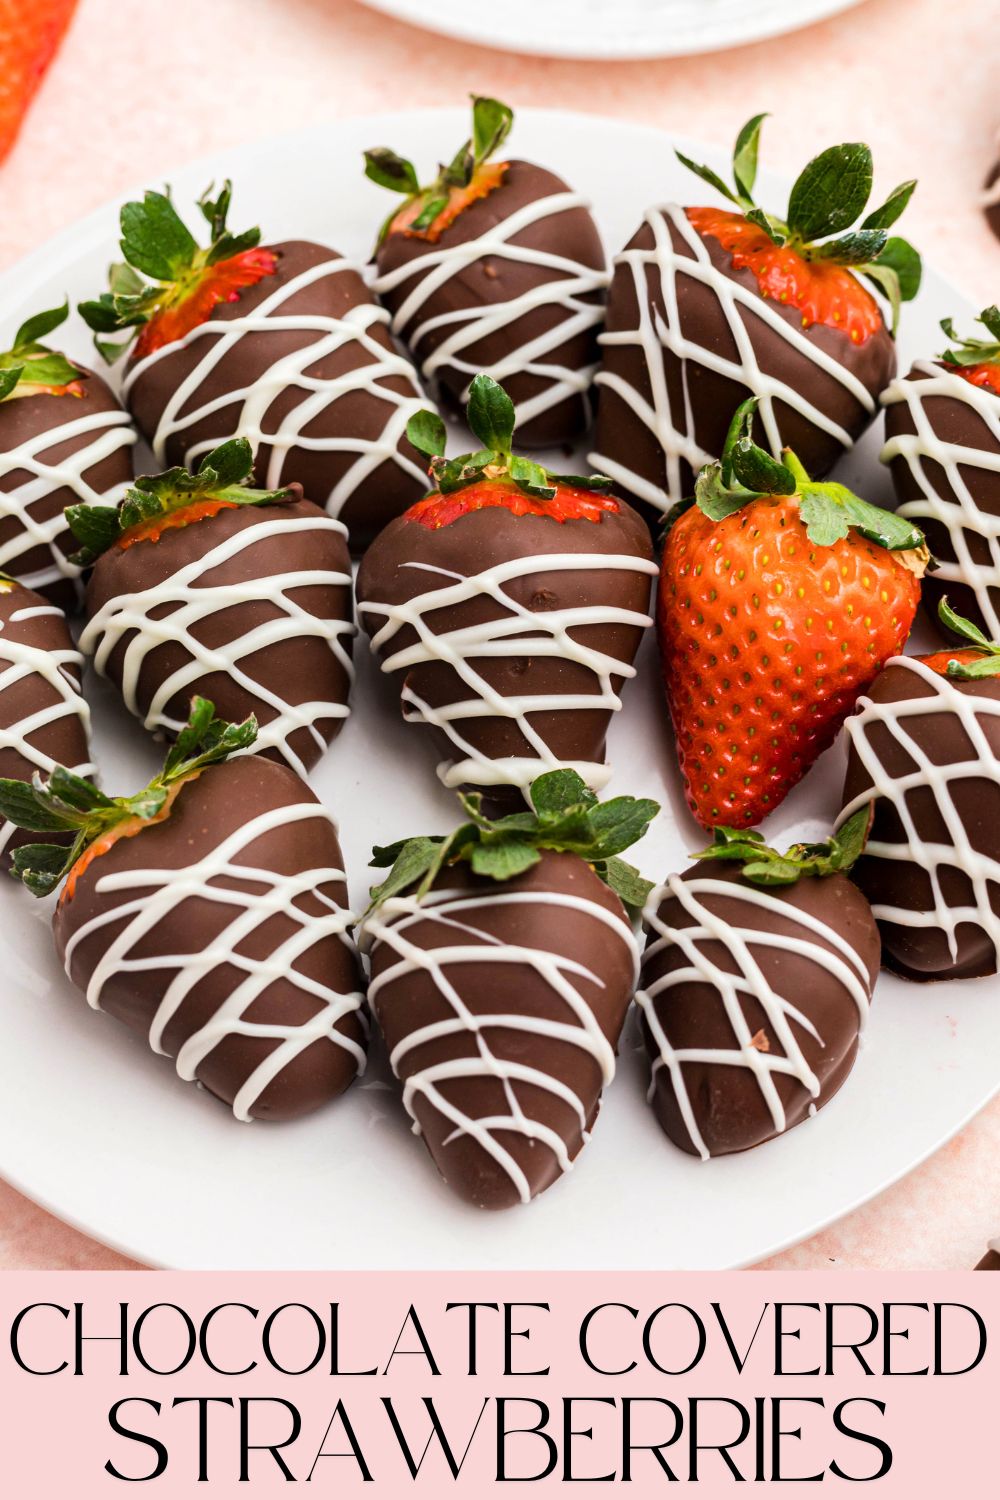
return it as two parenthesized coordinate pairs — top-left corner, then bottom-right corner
(1, 1271), (996, 1494)
(0, 0), (997, 1271)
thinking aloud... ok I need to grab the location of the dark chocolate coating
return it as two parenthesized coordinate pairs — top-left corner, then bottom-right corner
(976, 1247), (1000, 1270)
(84, 496), (353, 774)
(843, 660), (1000, 980)
(53, 757), (366, 1121)
(883, 362), (1000, 638)
(375, 161), (606, 448)
(0, 582), (91, 869)
(593, 210), (896, 526)
(367, 849), (636, 1208)
(0, 370), (134, 611)
(984, 162), (1000, 244)
(356, 497), (654, 803)
(639, 863), (879, 1157)
(125, 241), (430, 553)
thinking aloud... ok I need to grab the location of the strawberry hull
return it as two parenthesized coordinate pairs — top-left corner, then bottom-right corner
(0, 369), (135, 609)
(0, 582), (93, 868)
(81, 495), (355, 778)
(637, 862), (878, 1159)
(364, 848), (638, 1209)
(373, 161), (608, 449)
(592, 209), (896, 526)
(122, 240), (431, 552)
(53, 756), (367, 1122)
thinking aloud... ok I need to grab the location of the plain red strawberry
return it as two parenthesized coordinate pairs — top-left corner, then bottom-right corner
(0, 0), (78, 163)
(658, 399), (927, 829)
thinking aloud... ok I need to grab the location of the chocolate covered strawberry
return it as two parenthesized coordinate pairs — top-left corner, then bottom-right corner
(882, 307), (1000, 638)
(67, 438), (354, 777)
(0, 574), (92, 868)
(659, 399), (927, 829)
(366, 96), (607, 448)
(0, 698), (367, 1120)
(78, 181), (431, 550)
(592, 114), (921, 524)
(357, 374), (657, 806)
(361, 768), (658, 1208)
(0, 301), (135, 609)
(841, 598), (1000, 982)
(637, 810), (878, 1159)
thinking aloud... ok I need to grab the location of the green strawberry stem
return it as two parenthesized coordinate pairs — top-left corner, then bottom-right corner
(677, 114), (921, 333)
(691, 805), (873, 887)
(0, 302), (82, 402)
(937, 596), (1000, 680)
(364, 95), (514, 245)
(689, 398), (929, 566)
(65, 438), (292, 568)
(0, 698), (258, 898)
(407, 373), (613, 501)
(77, 181), (263, 362)
(939, 307), (1000, 369)
(368, 768), (660, 920)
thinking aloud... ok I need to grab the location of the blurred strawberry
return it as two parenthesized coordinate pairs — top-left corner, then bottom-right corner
(0, 0), (78, 164)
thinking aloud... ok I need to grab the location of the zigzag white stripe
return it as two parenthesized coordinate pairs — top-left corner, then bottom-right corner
(62, 801), (367, 1122)
(79, 514), (355, 780)
(636, 875), (872, 1161)
(122, 257), (428, 520)
(881, 363), (1000, 637)
(0, 407), (135, 593)
(359, 549), (657, 794)
(0, 603), (94, 857)
(840, 653), (1000, 966)
(590, 203), (874, 513)
(362, 885), (638, 1203)
(373, 191), (608, 430)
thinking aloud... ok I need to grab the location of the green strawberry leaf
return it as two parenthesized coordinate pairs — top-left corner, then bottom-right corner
(732, 113), (768, 204)
(407, 408), (448, 460)
(364, 148), (420, 196)
(470, 841), (541, 881)
(744, 207), (787, 246)
(786, 142), (873, 242)
(467, 373), (516, 453)
(811, 229), (888, 265)
(674, 150), (742, 208)
(120, 189), (199, 281)
(939, 307), (1000, 369)
(13, 301), (69, 349)
(797, 482), (925, 551)
(0, 367), (23, 401)
(472, 96), (514, 167)
(598, 856), (655, 920)
(861, 179), (917, 231)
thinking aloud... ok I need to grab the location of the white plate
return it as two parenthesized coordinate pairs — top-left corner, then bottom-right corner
(0, 110), (994, 1271)
(354, 0), (869, 60)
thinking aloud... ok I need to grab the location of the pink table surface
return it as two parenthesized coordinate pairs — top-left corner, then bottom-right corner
(0, 0), (997, 1272)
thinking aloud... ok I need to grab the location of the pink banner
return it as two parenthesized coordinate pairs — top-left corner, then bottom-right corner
(1, 1271), (994, 1494)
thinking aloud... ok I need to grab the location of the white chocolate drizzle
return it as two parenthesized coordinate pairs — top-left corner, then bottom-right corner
(636, 874), (872, 1161)
(0, 406), (135, 595)
(841, 653), (1000, 967)
(80, 514), (355, 779)
(362, 882), (639, 1203)
(591, 203), (876, 514)
(373, 191), (609, 430)
(62, 800), (366, 1122)
(881, 363), (1000, 636)
(122, 257), (429, 521)
(359, 549), (657, 794)
(0, 603), (94, 857)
